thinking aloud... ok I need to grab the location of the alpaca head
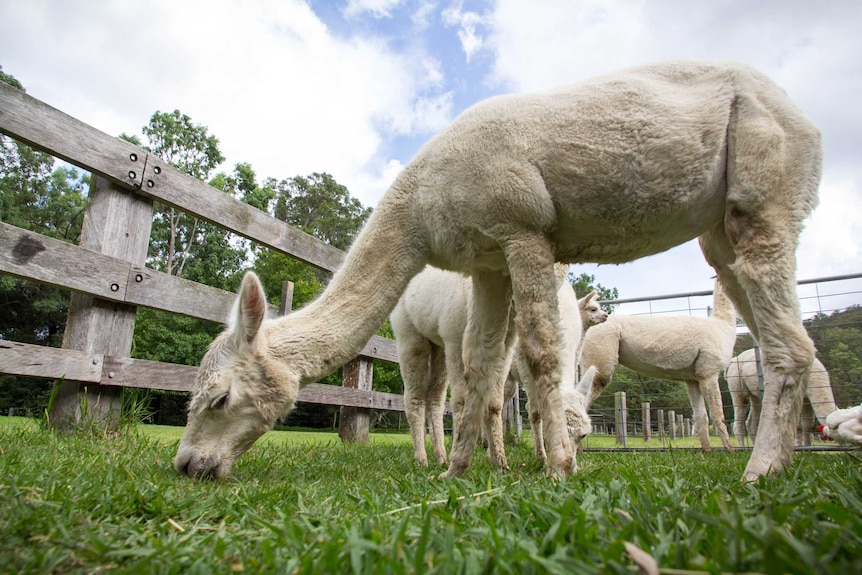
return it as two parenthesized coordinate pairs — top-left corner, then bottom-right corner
(174, 272), (298, 479)
(579, 290), (608, 328)
(561, 387), (592, 471)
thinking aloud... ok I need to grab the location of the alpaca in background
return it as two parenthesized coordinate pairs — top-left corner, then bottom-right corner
(578, 279), (737, 451)
(726, 349), (837, 446)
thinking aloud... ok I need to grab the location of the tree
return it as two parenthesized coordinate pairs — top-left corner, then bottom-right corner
(568, 271), (619, 313)
(135, 110), (229, 279)
(272, 172), (371, 251)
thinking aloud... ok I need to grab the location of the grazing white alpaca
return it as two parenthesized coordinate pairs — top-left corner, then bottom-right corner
(577, 279), (737, 452)
(174, 61), (821, 482)
(726, 349), (837, 447)
(390, 265), (518, 469)
(392, 264), (597, 471)
(506, 287), (607, 463)
(820, 405), (862, 444)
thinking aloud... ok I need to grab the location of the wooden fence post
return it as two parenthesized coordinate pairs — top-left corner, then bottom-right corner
(668, 410), (676, 439)
(502, 384), (521, 443)
(642, 402), (651, 443)
(279, 280), (295, 316)
(614, 391), (627, 446)
(338, 357), (373, 442)
(658, 409), (665, 446)
(48, 176), (153, 431)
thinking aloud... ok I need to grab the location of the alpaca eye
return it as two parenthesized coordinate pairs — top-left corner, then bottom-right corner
(210, 393), (229, 410)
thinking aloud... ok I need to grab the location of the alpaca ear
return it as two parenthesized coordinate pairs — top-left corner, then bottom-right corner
(580, 290), (598, 309)
(232, 272), (267, 345)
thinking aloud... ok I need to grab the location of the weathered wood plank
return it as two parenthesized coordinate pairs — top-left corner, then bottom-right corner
(360, 335), (399, 363)
(0, 221), (398, 362)
(138, 157), (345, 271)
(1, 340), (434, 412)
(0, 221), (130, 301)
(101, 356), (198, 392)
(0, 81), (145, 190)
(0, 340), (103, 382)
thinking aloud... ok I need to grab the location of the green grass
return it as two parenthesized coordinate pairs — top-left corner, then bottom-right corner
(1, 417), (861, 574)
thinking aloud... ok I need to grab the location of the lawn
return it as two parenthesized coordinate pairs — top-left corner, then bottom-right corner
(1, 416), (860, 574)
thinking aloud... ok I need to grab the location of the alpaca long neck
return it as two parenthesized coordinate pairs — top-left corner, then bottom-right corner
(268, 186), (428, 384)
(711, 283), (736, 325)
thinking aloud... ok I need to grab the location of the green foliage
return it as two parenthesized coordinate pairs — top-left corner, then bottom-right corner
(271, 172), (372, 251)
(2, 419), (861, 574)
(806, 306), (862, 406)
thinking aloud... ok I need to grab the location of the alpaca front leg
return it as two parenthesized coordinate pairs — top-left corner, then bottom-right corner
(517, 353), (547, 461)
(484, 375), (509, 470)
(405, 387), (430, 466)
(506, 237), (572, 476)
(427, 349), (449, 465)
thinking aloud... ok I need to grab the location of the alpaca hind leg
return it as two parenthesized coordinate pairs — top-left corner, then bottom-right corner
(426, 346), (449, 465)
(747, 394), (762, 444)
(685, 382), (713, 451)
(720, 255), (812, 480)
(440, 271), (513, 478)
(700, 94), (819, 480)
(519, 354), (546, 461)
(399, 335), (434, 466)
(505, 235), (572, 476)
(733, 392), (749, 448)
(484, 319), (517, 471)
(798, 400), (814, 446)
(701, 375), (734, 451)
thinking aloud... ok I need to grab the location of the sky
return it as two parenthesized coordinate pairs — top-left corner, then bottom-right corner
(2, 0), (861, 313)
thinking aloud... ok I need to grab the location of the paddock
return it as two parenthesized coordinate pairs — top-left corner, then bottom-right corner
(1, 81), (860, 454)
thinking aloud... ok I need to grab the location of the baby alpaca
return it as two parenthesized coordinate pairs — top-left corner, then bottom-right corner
(726, 349), (837, 446)
(578, 279), (736, 451)
(390, 266), (517, 468)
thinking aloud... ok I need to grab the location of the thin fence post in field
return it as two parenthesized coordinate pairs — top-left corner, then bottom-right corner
(338, 357), (373, 442)
(614, 391), (627, 447)
(279, 280), (295, 316)
(49, 175), (153, 432)
(642, 402), (651, 443)
(668, 410), (676, 439)
(658, 409), (665, 446)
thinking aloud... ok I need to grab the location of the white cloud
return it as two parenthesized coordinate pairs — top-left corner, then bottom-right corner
(0, 0), (447, 207)
(441, 2), (487, 62)
(344, 0), (403, 19)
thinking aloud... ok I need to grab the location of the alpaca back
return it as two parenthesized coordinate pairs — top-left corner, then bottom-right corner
(392, 267), (472, 348)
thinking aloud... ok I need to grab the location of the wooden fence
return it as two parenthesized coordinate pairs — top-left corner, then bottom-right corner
(0, 81), (417, 440)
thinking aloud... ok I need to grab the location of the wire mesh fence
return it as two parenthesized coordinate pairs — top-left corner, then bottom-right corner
(506, 272), (862, 450)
